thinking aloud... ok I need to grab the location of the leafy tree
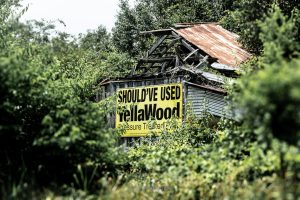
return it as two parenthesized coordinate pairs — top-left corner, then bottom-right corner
(112, 0), (138, 56)
(221, 0), (274, 54)
(79, 24), (134, 79)
(221, 0), (300, 54)
(79, 25), (112, 53)
(259, 5), (299, 64)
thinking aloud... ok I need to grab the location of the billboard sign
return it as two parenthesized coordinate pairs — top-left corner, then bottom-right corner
(116, 83), (183, 137)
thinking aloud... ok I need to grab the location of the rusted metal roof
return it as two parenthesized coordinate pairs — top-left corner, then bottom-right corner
(175, 24), (252, 67)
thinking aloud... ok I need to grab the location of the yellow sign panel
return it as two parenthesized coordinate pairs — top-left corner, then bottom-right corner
(116, 83), (183, 137)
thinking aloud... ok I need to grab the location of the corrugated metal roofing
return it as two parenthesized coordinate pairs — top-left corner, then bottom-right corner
(187, 85), (230, 117)
(175, 24), (252, 67)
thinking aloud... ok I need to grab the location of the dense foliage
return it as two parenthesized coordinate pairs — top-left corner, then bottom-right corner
(0, 0), (299, 199)
(0, 1), (130, 198)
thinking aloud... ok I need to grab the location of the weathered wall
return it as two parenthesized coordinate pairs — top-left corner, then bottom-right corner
(98, 77), (230, 147)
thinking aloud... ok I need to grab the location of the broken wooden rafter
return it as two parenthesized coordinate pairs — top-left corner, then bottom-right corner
(171, 28), (205, 59)
(147, 35), (168, 56)
(139, 57), (174, 63)
(158, 38), (180, 56)
(195, 55), (209, 69)
(131, 59), (143, 75)
(183, 49), (199, 62)
(180, 39), (197, 54)
(160, 62), (168, 73)
(175, 56), (180, 67)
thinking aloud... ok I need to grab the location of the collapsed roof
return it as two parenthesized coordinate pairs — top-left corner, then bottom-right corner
(129, 23), (251, 86)
(99, 23), (251, 93)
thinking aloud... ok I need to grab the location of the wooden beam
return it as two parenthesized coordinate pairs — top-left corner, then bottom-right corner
(171, 28), (205, 59)
(183, 49), (199, 62)
(180, 66), (203, 75)
(139, 57), (174, 63)
(140, 29), (172, 36)
(147, 35), (168, 56)
(150, 65), (162, 68)
(180, 39), (196, 52)
(131, 60), (143, 75)
(160, 62), (168, 73)
(171, 30), (181, 39)
(184, 56), (201, 62)
(195, 61), (206, 69)
(195, 55), (209, 69)
(159, 38), (180, 55)
(175, 56), (180, 67)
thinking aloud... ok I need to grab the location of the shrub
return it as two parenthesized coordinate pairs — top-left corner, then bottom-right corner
(0, 3), (124, 197)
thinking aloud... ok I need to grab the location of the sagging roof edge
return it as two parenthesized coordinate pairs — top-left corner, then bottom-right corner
(98, 78), (226, 94)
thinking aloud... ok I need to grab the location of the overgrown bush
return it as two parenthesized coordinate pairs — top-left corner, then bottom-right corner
(1, 1), (300, 199)
(0, 2), (126, 198)
(232, 6), (300, 146)
(100, 113), (290, 200)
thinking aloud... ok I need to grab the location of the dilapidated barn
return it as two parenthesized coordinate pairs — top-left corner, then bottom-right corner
(98, 23), (251, 143)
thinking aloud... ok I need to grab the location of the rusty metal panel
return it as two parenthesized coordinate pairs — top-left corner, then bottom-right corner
(201, 71), (226, 84)
(211, 62), (236, 71)
(187, 85), (230, 117)
(175, 24), (252, 67)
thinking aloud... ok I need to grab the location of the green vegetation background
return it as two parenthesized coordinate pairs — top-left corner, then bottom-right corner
(0, 0), (299, 199)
